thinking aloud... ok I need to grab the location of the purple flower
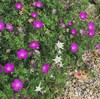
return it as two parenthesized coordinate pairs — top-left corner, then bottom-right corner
(60, 22), (66, 28)
(0, 64), (3, 73)
(33, 20), (44, 29)
(33, 1), (43, 8)
(29, 41), (40, 49)
(65, 3), (69, 7)
(42, 63), (50, 74)
(68, 21), (73, 26)
(77, 72), (81, 76)
(12, 79), (23, 91)
(15, 2), (23, 10)
(31, 12), (38, 18)
(81, 30), (87, 35)
(70, 43), (78, 53)
(6, 24), (14, 31)
(4, 63), (15, 73)
(0, 21), (4, 31)
(79, 12), (87, 20)
(95, 44), (100, 50)
(88, 30), (95, 37)
(71, 28), (77, 35)
(33, 66), (37, 70)
(17, 49), (29, 59)
(88, 22), (95, 30)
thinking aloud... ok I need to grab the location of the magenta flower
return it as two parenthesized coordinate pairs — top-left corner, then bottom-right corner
(31, 12), (38, 18)
(65, 3), (69, 7)
(88, 30), (95, 37)
(6, 24), (14, 31)
(33, 20), (44, 29)
(4, 63), (15, 73)
(12, 79), (23, 91)
(88, 22), (95, 30)
(29, 41), (39, 49)
(95, 44), (100, 50)
(79, 12), (87, 20)
(68, 21), (73, 26)
(0, 64), (3, 73)
(77, 72), (81, 76)
(17, 49), (29, 59)
(0, 21), (4, 31)
(70, 43), (78, 53)
(42, 63), (50, 74)
(71, 28), (77, 35)
(60, 22), (66, 28)
(15, 2), (23, 10)
(33, 1), (43, 8)
(33, 66), (37, 70)
(81, 30), (87, 35)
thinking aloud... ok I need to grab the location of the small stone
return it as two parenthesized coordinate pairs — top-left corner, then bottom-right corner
(90, 91), (93, 95)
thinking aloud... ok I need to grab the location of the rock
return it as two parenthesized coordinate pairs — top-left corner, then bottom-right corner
(95, 0), (100, 4)
(85, 4), (98, 17)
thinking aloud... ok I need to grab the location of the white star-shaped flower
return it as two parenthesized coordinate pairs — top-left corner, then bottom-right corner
(53, 55), (62, 64)
(57, 61), (64, 67)
(59, 61), (63, 67)
(58, 50), (62, 54)
(56, 41), (64, 50)
(35, 82), (43, 92)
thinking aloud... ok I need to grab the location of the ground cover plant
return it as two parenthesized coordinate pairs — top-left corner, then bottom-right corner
(0, 0), (100, 99)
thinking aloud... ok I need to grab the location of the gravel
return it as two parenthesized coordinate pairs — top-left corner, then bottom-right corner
(62, 49), (100, 99)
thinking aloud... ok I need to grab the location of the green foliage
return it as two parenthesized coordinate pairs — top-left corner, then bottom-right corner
(0, 0), (99, 99)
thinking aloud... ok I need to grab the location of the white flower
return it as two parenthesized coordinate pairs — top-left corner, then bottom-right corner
(35, 82), (43, 92)
(56, 40), (64, 50)
(58, 50), (62, 54)
(57, 61), (64, 67)
(59, 61), (63, 67)
(50, 74), (54, 78)
(53, 55), (62, 64)
(42, 90), (46, 93)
